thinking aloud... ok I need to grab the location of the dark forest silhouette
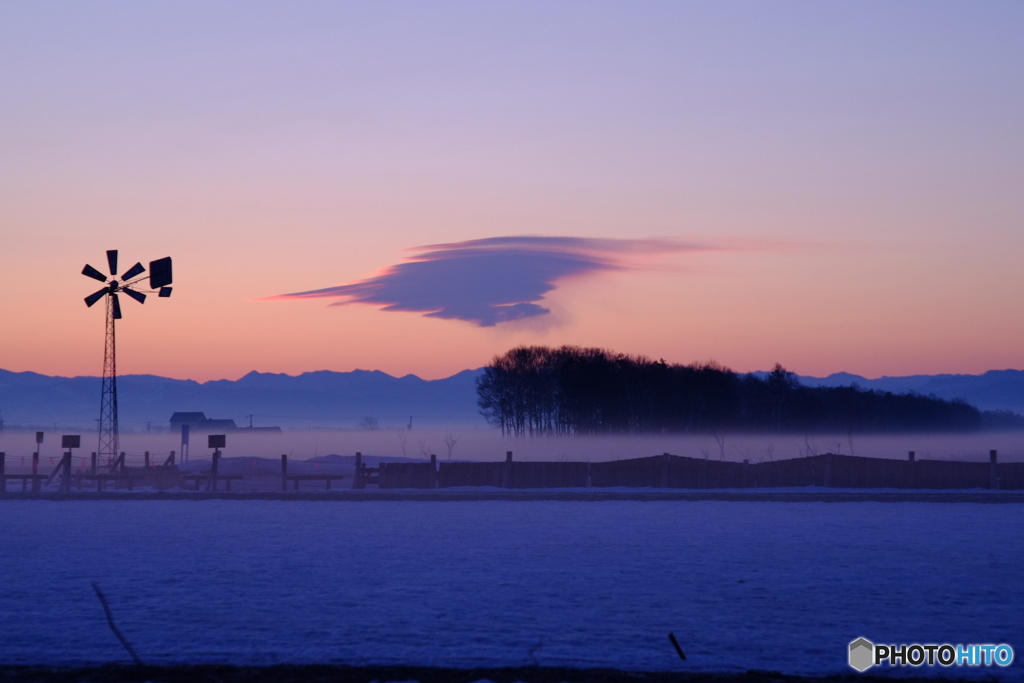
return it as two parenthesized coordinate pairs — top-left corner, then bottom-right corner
(476, 345), (986, 437)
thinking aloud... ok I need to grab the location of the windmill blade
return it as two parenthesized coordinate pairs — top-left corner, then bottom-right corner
(149, 257), (173, 288)
(123, 287), (146, 304)
(121, 262), (145, 281)
(85, 288), (108, 307)
(106, 250), (118, 276)
(158, 286), (172, 298)
(111, 292), (122, 319)
(83, 264), (108, 282)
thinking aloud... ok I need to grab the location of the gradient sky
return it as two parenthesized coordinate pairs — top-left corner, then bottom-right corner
(3, 1), (1023, 382)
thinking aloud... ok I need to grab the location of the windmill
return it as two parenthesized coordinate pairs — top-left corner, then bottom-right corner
(82, 250), (173, 464)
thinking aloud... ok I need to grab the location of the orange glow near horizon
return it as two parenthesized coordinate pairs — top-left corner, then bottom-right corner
(2, 4), (1023, 383)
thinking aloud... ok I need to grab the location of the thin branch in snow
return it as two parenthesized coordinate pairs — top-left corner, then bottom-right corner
(91, 582), (144, 665)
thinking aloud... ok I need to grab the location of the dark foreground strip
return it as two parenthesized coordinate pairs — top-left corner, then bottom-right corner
(3, 490), (1024, 502)
(0, 665), (985, 683)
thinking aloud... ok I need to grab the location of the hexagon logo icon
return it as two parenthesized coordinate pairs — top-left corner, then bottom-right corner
(849, 637), (874, 672)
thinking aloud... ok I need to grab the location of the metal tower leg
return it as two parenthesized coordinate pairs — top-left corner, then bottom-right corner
(98, 294), (119, 464)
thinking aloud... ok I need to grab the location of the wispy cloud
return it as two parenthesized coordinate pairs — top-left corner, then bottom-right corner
(268, 235), (713, 327)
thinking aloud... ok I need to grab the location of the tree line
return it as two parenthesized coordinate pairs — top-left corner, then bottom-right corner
(476, 345), (986, 436)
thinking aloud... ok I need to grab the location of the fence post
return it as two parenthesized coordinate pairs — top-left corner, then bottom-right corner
(503, 451), (513, 488)
(354, 452), (363, 489)
(61, 452), (72, 493)
(281, 454), (288, 492)
(0, 452), (4, 495)
(208, 450), (220, 492)
(990, 450), (998, 490)
(144, 451), (150, 468)
(430, 453), (437, 489)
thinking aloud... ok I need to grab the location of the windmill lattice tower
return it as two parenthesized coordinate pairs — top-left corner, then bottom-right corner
(82, 250), (173, 464)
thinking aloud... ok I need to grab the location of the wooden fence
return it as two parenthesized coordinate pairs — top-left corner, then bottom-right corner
(5, 449), (1021, 493)
(370, 450), (1022, 490)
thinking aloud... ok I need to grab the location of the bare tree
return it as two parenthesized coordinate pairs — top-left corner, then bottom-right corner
(443, 431), (459, 460)
(358, 416), (379, 431)
(712, 431), (726, 460)
(395, 430), (407, 458)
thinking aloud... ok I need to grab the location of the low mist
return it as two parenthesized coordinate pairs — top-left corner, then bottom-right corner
(2, 428), (1020, 469)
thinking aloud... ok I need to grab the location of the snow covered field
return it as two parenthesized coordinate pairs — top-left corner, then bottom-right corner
(0, 500), (1020, 679)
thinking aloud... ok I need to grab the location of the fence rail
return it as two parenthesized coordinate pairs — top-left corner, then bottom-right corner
(371, 450), (1020, 490)
(3, 449), (1020, 493)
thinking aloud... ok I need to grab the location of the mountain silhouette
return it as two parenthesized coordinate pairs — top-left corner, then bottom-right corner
(0, 368), (485, 431)
(798, 369), (1024, 414)
(2, 367), (1023, 432)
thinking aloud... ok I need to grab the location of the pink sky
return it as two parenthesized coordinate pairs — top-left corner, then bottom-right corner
(2, 2), (1023, 382)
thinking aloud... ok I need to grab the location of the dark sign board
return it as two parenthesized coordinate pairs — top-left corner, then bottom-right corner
(61, 435), (81, 449)
(36, 431), (44, 444)
(208, 434), (226, 449)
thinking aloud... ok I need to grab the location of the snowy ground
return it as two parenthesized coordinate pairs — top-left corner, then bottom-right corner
(0, 500), (1020, 679)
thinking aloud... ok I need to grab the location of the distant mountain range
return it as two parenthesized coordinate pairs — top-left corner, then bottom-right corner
(2, 367), (1023, 432)
(0, 368), (486, 431)
(796, 369), (1024, 414)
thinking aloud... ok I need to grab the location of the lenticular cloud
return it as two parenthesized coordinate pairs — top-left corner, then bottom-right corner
(271, 235), (706, 327)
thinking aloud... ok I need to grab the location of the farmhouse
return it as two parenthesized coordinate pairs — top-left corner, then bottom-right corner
(168, 412), (282, 433)
(169, 412), (237, 432)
